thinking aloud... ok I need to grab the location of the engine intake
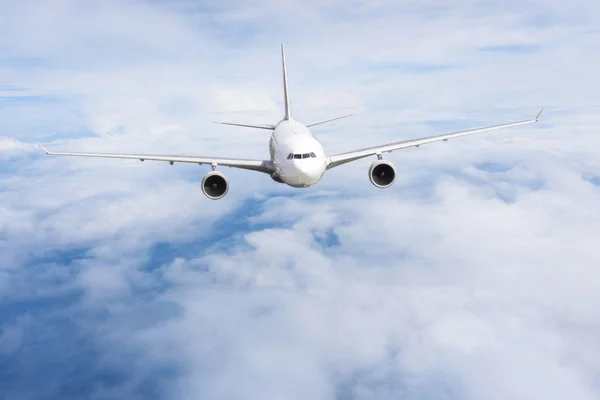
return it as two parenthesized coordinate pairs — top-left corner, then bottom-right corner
(369, 160), (396, 188)
(202, 171), (229, 200)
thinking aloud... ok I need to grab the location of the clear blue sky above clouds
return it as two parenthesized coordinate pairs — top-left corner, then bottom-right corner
(1, 1), (600, 399)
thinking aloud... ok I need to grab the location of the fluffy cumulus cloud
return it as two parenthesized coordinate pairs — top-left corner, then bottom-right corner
(1, 0), (600, 399)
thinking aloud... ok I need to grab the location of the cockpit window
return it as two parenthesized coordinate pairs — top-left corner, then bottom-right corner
(289, 152), (317, 160)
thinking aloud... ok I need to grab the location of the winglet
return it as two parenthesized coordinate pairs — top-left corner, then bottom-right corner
(37, 142), (50, 154)
(535, 108), (544, 121)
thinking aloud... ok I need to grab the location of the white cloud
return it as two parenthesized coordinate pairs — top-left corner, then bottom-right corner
(0, 137), (33, 152)
(1, 0), (600, 399)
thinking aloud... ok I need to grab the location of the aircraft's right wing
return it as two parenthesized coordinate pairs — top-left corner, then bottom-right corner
(37, 143), (274, 174)
(327, 109), (543, 169)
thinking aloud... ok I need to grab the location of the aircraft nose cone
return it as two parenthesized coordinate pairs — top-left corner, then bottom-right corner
(295, 160), (325, 185)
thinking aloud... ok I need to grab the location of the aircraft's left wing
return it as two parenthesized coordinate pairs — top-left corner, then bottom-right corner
(327, 109), (543, 169)
(37, 143), (274, 174)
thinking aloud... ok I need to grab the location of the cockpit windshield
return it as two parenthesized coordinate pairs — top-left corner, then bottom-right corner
(287, 152), (316, 160)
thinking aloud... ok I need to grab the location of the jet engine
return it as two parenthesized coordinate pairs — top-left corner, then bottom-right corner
(369, 160), (396, 188)
(201, 171), (229, 200)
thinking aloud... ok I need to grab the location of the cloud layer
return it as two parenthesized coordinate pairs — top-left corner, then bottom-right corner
(1, 1), (600, 399)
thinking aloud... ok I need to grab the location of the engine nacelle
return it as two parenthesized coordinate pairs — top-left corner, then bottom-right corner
(201, 171), (229, 200)
(369, 160), (396, 188)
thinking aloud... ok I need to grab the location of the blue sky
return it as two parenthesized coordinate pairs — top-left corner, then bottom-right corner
(1, 1), (600, 399)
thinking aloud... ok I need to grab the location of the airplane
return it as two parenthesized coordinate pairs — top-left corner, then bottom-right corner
(38, 44), (543, 200)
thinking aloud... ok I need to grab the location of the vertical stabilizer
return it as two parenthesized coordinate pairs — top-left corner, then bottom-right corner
(281, 43), (292, 120)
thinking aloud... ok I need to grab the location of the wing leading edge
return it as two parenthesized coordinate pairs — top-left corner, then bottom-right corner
(327, 109), (544, 169)
(37, 143), (274, 174)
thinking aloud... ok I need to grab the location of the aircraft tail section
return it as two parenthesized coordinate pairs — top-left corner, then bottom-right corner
(212, 121), (276, 130)
(281, 43), (292, 120)
(306, 113), (356, 128)
(213, 44), (296, 130)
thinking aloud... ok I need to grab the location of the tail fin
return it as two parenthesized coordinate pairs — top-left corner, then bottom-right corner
(281, 43), (292, 120)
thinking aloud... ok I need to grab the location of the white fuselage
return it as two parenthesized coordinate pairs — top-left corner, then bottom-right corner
(269, 119), (327, 187)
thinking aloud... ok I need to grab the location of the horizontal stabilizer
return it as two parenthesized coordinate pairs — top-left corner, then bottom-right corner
(306, 113), (356, 128)
(212, 121), (276, 130)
